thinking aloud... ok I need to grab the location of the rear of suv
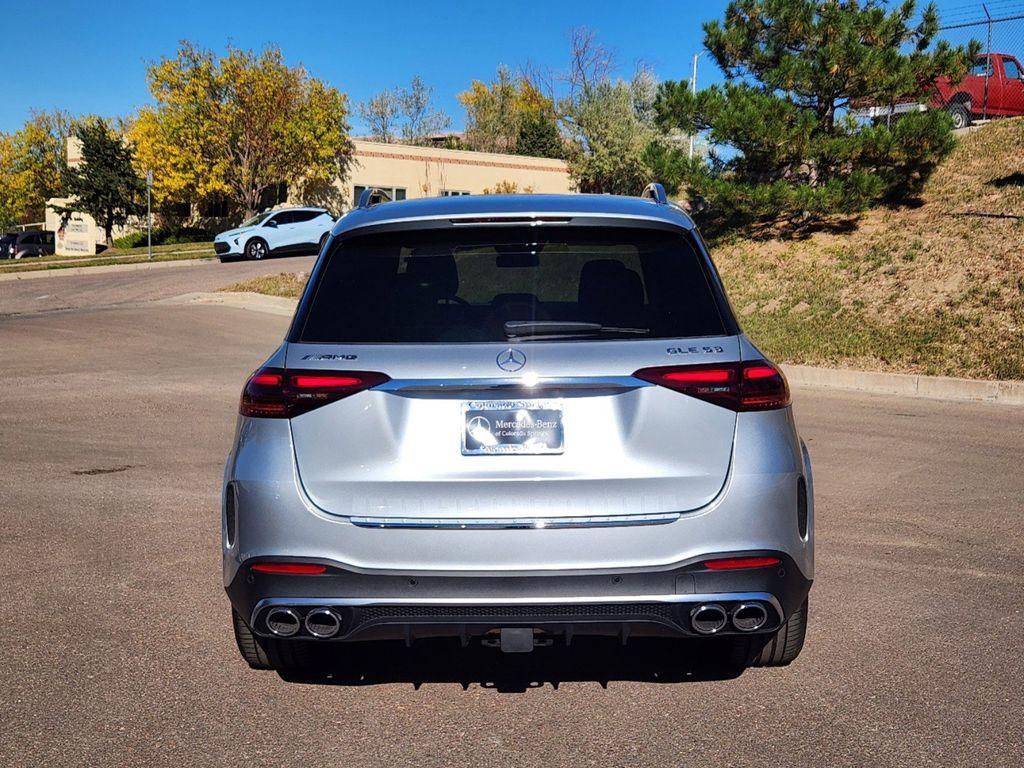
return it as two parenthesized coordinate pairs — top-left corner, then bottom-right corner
(224, 185), (813, 672)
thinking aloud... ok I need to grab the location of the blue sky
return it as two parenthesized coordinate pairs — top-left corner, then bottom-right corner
(0, 0), (1006, 134)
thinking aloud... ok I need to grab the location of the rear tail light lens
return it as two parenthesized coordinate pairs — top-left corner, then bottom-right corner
(633, 360), (790, 411)
(240, 367), (389, 418)
(704, 556), (781, 571)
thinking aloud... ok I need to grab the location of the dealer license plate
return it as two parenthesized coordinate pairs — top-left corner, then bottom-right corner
(461, 400), (564, 455)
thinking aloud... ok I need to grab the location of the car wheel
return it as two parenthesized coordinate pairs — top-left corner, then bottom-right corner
(725, 598), (808, 668)
(231, 610), (318, 672)
(947, 103), (971, 130)
(245, 238), (268, 260)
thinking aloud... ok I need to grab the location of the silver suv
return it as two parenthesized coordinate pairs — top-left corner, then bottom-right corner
(223, 185), (813, 672)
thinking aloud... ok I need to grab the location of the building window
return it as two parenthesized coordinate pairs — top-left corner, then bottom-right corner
(199, 197), (231, 218)
(163, 201), (192, 218)
(441, 190), (471, 196)
(259, 182), (288, 211)
(353, 185), (407, 207)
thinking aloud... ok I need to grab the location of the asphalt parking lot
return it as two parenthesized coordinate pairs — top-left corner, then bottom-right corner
(1, 277), (1022, 767)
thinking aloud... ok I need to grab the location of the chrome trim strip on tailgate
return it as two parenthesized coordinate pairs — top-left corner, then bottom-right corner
(374, 376), (649, 395)
(348, 512), (681, 529)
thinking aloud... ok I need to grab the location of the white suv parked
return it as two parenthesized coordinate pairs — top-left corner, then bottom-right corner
(214, 207), (336, 262)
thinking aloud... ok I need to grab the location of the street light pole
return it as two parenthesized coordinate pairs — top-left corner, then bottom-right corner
(146, 170), (153, 260)
(688, 52), (704, 160)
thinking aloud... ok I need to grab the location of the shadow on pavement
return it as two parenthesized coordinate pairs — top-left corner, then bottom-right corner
(277, 636), (746, 691)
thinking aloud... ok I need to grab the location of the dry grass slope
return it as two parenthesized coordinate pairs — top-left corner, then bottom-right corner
(713, 118), (1024, 380)
(221, 271), (309, 298)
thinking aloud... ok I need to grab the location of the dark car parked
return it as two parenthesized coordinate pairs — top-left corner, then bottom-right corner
(1, 230), (56, 260)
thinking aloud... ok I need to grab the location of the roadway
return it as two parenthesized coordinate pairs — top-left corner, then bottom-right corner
(0, 267), (1021, 767)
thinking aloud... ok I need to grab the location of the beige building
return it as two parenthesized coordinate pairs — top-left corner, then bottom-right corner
(335, 140), (572, 208)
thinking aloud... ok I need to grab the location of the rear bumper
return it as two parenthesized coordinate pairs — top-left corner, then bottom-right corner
(223, 411), (814, 581)
(226, 552), (811, 642)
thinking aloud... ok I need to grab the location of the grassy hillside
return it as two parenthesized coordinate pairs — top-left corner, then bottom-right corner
(713, 118), (1024, 380)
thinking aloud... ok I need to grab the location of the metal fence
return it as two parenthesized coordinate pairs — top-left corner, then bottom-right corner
(935, 2), (1024, 120)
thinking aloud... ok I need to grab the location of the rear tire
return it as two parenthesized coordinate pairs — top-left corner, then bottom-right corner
(947, 103), (971, 130)
(728, 598), (808, 668)
(231, 609), (317, 671)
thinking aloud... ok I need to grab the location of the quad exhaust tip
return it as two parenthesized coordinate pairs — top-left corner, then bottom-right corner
(690, 603), (728, 635)
(731, 602), (769, 632)
(304, 608), (342, 638)
(265, 607), (301, 637)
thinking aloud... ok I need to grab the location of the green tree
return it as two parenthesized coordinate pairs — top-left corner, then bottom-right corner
(654, 0), (978, 229)
(131, 42), (354, 219)
(524, 29), (658, 193)
(563, 80), (657, 194)
(357, 90), (400, 143)
(358, 76), (451, 145)
(397, 76), (451, 144)
(57, 118), (143, 247)
(516, 110), (565, 159)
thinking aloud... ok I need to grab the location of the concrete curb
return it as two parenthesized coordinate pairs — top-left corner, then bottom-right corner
(0, 256), (216, 282)
(781, 364), (1024, 406)
(176, 291), (1024, 406)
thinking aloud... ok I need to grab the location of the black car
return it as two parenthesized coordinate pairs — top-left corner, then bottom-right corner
(1, 231), (56, 259)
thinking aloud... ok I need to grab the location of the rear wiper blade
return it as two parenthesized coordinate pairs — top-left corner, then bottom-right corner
(504, 320), (649, 339)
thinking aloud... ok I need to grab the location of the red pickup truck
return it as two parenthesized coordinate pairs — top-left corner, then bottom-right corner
(854, 53), (1024, 129)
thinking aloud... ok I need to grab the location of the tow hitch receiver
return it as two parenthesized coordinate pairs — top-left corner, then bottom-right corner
(481, 628), (538, 653)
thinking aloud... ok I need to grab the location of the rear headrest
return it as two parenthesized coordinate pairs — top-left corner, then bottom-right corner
(402, 254), (458, 298)
(578, 259), (643, 310)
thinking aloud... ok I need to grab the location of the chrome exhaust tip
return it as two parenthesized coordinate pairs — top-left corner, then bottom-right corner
(690, 603), (728, 635)
(265, 607), (301, 637)
(304, 608), (342, 639)
(731, 602), (769, 632)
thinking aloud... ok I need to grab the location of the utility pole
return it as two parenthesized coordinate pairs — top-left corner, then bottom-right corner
(983, 4), (992, 120)
(688, 52), (704, 160)
(146, 170), (153, 259)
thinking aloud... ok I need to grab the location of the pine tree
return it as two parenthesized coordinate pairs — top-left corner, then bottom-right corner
(57, 118), (143, 247)
(516, 110), (565, 159)
(653, 0), (978, 231)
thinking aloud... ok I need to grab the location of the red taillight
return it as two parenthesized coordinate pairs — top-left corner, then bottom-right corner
(633, 360), (790, 411)
(240, 367), (390, 418)
(250, 562), (328, 575)
(704, 556), (781, 571)
(662, 368), (735, 384)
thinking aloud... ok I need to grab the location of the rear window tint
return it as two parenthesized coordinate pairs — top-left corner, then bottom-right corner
(298, 226), (727, 343)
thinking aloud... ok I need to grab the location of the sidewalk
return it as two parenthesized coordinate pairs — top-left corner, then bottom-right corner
(0, 256), (216, 282)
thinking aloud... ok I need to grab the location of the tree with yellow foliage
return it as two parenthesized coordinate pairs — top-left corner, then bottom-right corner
(0, 110), (75, 227)
(458, 66), (564, 158)
(130, 43), (353, 220)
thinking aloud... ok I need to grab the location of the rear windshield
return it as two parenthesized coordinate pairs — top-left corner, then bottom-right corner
(297, 226), (727, 343)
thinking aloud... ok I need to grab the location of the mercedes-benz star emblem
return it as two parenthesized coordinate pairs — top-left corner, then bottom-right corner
(496, 348), (527, 372)
(467, 416), (491, 434)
